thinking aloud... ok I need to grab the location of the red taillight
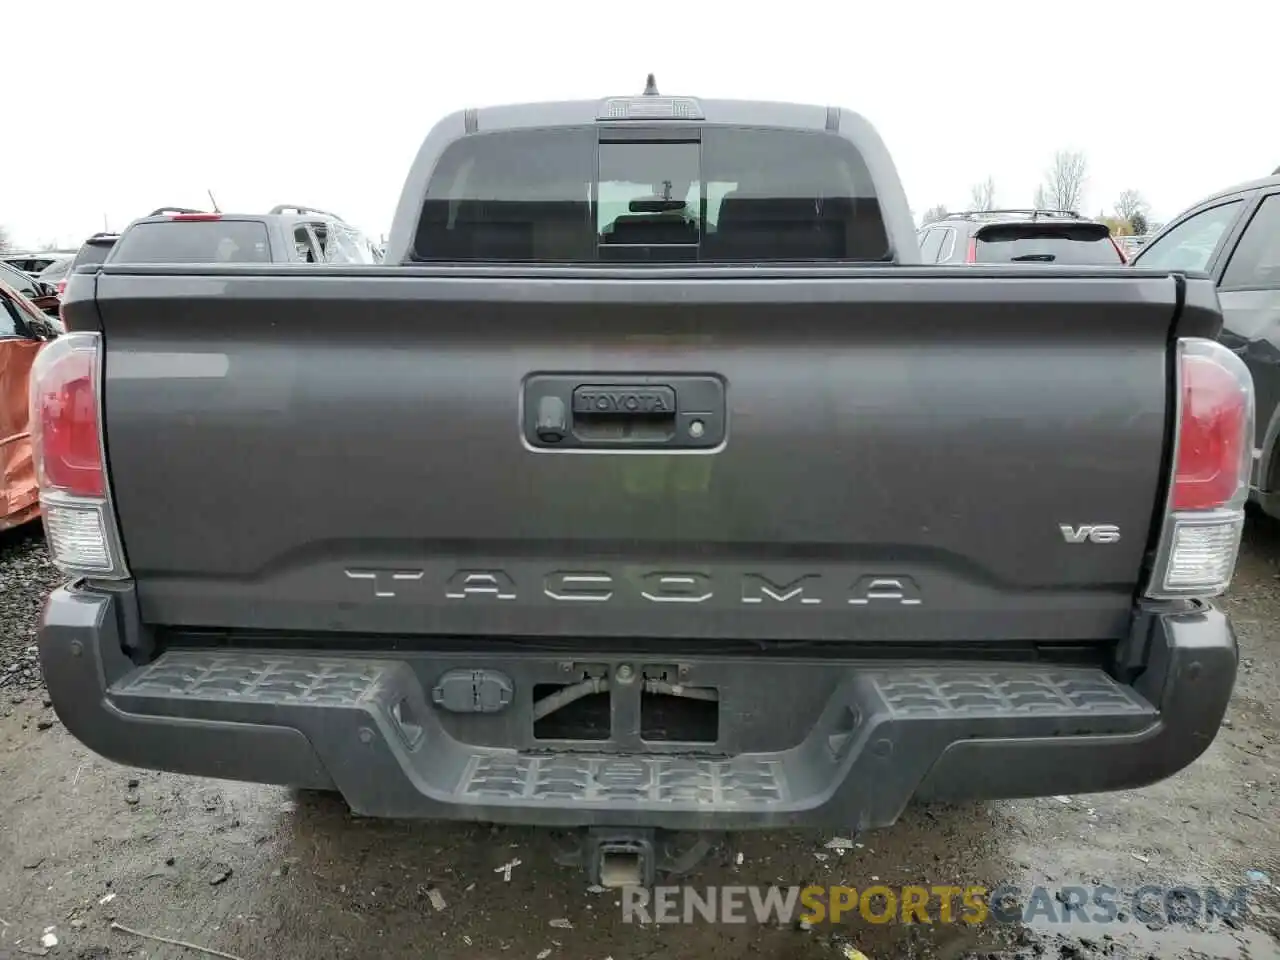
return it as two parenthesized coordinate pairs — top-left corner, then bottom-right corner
(1172, 351), (1251, 511)
(56, 279), (67, 296)
(30, 334), (106, 498)
(965, 237), (977, 263)
(170, 213), (222, 221)
(29, 332), (129, 579)
(1148, 338), (1254, 599)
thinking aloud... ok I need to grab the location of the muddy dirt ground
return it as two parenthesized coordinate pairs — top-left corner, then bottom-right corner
(1, 522), (1277, 960)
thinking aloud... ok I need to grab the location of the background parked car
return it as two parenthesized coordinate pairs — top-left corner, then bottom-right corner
(917, 209), (1128, 265)
(1, 250), (77, 277)
(106, 205), (384, 265)
(55, 232), (120, 295)
(34, 254), (76, 288)
(1133, 170), (1280, 516)
(0, 261), (61, 318)
(0, 276), (60, 530)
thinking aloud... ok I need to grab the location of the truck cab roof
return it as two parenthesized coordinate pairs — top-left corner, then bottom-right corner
(383, 84), (920, 267)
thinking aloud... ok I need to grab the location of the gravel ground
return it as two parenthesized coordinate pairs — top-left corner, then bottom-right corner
(0, 524), (62, 698)
(0, 519), (1277, 960)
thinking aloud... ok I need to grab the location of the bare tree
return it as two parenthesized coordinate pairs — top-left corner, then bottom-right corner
(1036, 150), (1088, 212)
(1114, 189), (1150, 225)
(968, 176), (996, 212)
(921, 204), (949, 225)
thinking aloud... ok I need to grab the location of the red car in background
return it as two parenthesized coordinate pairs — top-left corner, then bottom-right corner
(0, 277), (61, 530)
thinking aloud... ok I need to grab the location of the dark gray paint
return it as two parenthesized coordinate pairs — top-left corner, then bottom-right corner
(76, 266), (1204, 643)
(1222, 287), (1280, 457)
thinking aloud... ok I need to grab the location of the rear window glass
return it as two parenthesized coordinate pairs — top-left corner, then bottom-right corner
(110, 221), (272, 264)
(974, 224), (1122, 265)
(414, 125), (888, 263)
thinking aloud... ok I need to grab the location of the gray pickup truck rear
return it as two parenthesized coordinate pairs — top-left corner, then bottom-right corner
(34, 86), (1251, 883)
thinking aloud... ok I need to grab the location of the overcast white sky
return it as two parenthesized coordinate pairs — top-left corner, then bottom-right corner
(4, 0), (1275, 249)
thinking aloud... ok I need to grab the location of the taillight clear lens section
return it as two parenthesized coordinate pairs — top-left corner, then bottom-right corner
(1161, 516), (1245, 591)
(41, 500), (118, 572)
(1147, 338), (1255, 599)
(29, 332), (129, 580)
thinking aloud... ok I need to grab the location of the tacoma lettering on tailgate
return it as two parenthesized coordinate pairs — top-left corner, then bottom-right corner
(343, 568), (922, 606)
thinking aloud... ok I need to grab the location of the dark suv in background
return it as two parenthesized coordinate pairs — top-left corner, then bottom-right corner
(54, 232), (120, 295)
(918, 209), (1128, 265)
(1132, 171), (1280, 517)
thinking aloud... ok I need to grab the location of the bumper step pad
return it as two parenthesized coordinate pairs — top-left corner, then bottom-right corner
(42, 583), (1234, 828)
(109, 650), (1156, 823)
(461, 754), (788, 805)
(115, 653), (395, 707)
(110, 650), (1157, 824)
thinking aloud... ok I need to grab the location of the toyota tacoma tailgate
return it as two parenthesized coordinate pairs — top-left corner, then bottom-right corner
(95, 267), (1188, 645)
(33, 89), (1249, 862)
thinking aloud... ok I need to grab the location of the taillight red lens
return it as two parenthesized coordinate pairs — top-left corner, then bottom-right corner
(966, 238), (977, 263)
(30, 334), (106, 498)
(1173, 351), (1251, 511)
(170, 213), (222, 221)
(56, 279), (67, 296)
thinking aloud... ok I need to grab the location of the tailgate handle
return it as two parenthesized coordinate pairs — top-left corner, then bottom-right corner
(571, 384), (677, 443)
(524, 375), (725, 450)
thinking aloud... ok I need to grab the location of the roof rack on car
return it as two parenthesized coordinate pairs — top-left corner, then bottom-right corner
(943, 208), (1083, 222)
(148, 206), (208, 216)
(269, 204), (344, 221)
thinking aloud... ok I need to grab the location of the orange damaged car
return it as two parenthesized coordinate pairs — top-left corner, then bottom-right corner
(1, 277), (62, 530)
